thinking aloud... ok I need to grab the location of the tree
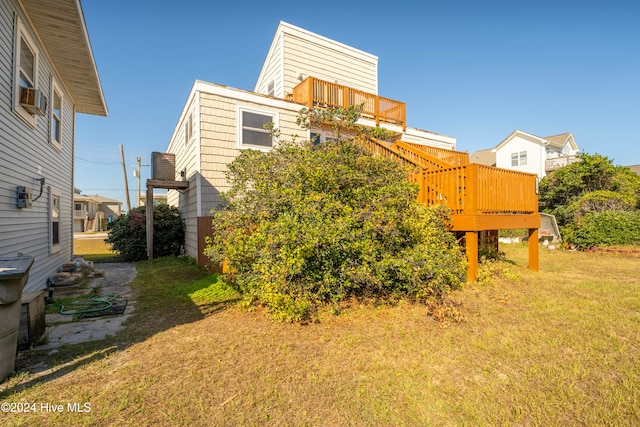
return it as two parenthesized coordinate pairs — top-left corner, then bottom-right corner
(205, 111), (465, 321)
(539, 153), (640, 247)
(106, 204), (185, 261)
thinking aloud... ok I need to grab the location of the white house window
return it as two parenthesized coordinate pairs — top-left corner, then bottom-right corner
(267, 81), (275, 97)
(14, 19), (40, 126)
(237, 107), (277, 149)
(50, 82), (63, 150)
(50, 188), (60, 253)
(511, 151), (527, 166)
(184, 113), (193, 145)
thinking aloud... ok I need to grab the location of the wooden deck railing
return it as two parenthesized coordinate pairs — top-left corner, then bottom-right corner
(292, 77), (406, 130)
(395, 141), (452, 171)
(401, 142), (469, 167)
(356, 135), (540, 281)
(417, 164), (538, 216)
(355, 137), (420, 172)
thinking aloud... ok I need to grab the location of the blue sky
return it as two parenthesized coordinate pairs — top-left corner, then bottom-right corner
(75, 0), (640, 207)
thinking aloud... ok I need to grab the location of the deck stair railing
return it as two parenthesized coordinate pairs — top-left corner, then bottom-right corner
(356, 135), (540, 281)
(401, 141), (469, 167)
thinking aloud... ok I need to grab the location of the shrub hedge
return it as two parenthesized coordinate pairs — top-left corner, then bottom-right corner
(206, 139), (466, 321)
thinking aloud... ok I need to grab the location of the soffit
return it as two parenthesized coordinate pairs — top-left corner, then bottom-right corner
(20, 0), (107, 116)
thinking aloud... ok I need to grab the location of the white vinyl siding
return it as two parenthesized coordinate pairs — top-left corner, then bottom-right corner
(50, 79), (63, 150)
(0, 1), (77, 293)
(13, 16), (40, 127)
(495, 133), (545, 178)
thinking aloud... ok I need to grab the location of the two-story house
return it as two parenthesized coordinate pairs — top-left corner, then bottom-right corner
(73, 189), (122, 232)
(163, 21), (541, 281)
(0, 0), (107, 293)
(471, 130), (580, 179)
(164, 21), (457, 265)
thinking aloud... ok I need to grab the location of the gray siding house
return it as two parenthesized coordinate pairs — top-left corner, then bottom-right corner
(0, 0), (107, 293)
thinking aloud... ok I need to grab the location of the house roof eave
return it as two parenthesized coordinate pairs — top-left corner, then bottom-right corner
(20, 0), (107, 116)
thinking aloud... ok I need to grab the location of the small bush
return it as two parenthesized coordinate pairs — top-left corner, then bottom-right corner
(106, 204), (185, 261)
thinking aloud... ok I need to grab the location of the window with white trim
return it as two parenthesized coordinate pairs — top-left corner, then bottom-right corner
(13, 18), (41, 127)
(237, 107), (277, 149)
(50, 188), (61, 253)
(184, 113), (193, 145)
(511, 151), (527, 166)
(50, 81), (63, 150)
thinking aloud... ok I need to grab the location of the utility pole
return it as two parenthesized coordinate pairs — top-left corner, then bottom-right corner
(120, 144), (131, 212)
(132, 156), (149, 207)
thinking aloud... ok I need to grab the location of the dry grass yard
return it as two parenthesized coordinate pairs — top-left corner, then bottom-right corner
(1, 244), (639, 426)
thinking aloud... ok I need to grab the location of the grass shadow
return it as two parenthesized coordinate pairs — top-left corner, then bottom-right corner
(1, 256), (238, 397)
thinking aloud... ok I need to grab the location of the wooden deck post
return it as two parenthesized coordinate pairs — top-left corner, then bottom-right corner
(146, 185), (154, 260)
(528, 228), (539, 271)
(465, 231), (479, 282)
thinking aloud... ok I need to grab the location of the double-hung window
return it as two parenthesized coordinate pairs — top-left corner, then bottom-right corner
(511, 151), (527, 167)
(50, 80), (63, 150)
(237, 106), (277, 149)
(14, 19), (40, 126)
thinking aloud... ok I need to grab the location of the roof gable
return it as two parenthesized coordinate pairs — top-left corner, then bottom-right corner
(495, 130), (546, 151)
(254, 21), (378, 95)
(544, 132), (578, 151)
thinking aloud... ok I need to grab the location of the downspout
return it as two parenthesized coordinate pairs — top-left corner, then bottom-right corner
(71, 106), (76, 259)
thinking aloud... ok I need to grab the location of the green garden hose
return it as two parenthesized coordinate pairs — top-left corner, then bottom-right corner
(48, 295), (117, 315)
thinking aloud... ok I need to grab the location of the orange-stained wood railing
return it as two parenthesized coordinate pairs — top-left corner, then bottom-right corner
(355, 136), (420, 171)
(356, 135), (540, 281)
(292, 77), (406, 130)
(416, 164), (538, 216)
(395, 141), (456, 171)
(400, 141), (470, 167)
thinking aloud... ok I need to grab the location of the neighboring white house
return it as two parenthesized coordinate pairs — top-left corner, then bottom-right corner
(0, 0), (107, 293)
(471, 130), (580, 178)
(165, 21), (457, 265)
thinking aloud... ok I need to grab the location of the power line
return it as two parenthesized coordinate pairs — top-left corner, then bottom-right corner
(76, 156), (120, 165)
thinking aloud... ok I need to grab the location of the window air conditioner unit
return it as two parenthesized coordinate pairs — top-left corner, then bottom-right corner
(19, 86), (47, 116)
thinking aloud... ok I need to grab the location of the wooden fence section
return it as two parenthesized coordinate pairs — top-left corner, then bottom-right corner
(417, 164), (538, 217)
(292, 77), (406, 130)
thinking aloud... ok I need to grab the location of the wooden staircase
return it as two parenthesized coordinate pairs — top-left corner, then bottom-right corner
(357, 136), (541, 281)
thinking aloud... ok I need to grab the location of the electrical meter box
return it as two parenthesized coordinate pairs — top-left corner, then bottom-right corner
(151, 152), (176, 181)
(17, 186), (32, 208)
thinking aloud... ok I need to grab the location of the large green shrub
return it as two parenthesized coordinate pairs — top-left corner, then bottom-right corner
(539, 153), (640, 247)
(205, 138), (466, 321)
(106, 204), (185, 261)
(563, 211), (640, 249)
